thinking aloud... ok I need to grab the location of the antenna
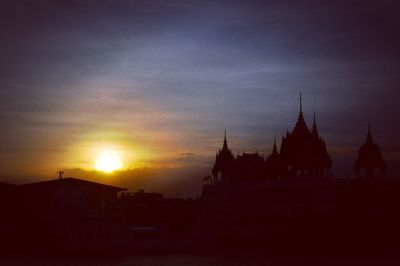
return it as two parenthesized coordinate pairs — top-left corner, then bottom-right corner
(57, 169), (64, 180)
(300, 92), (303, 112)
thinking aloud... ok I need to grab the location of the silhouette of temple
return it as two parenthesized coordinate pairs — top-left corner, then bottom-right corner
(279, 94), (332, 177)
(212, 94), (332, 182)
(354, 124), (386, 179)
(204, 96), (394, 251)
(212, 131), (235, 182)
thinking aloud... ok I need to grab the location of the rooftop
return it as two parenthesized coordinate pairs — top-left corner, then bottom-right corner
(19, 177), (127, 192)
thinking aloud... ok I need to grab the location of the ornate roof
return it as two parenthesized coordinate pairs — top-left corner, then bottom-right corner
(279, 95), (332, 174)
(211, 94), (333, 180)
(292, 93), (311, 138)
(212, 131), (235, 181)
(354, 125), (386, 170)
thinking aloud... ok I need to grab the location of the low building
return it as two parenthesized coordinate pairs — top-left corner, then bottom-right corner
(19, 177), (126, 212)
(16, 177), (127, 249)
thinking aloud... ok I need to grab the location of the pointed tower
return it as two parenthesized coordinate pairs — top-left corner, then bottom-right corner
(366, 122), (373, 144)
(266, 135), (280, 179)
(311, 111), (319, 138)
(222, 130), (228, 151)
(279, 94), (331, 178)
(354, 124), (386, 179)
(309, 111), (332, 176)
(212, 131), (235, 183)
(271, 135), (278, 158)
(292, 92), (310, 137)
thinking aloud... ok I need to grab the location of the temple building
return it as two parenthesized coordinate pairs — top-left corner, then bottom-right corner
(354, 124), (386, 179)
(211, 94), (332, 181)
(278, 95), (332, 177)
(204, 100), (394, 248)
(235, 152), (265, 180)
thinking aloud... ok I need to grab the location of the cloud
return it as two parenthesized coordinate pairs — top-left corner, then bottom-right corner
(180, 152), (195, 156)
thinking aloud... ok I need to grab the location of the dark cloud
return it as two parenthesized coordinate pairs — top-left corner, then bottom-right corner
(180, 152), (195, 156)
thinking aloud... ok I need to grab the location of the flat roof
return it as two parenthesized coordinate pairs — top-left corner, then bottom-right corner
(20, 177), (127, 192)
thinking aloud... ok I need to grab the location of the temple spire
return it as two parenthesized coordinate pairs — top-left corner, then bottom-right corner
(293, 92), (309, 136)
(271, 135), (278, 156)
(313, 110), (316, 126)
(354, 120), (386, 179)
(311, 111), (319, 137)
(300, 92), (303, 113)
(223, 130), (228, 150)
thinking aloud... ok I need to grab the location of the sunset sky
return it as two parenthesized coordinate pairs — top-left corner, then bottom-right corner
(0, 0), (399, 196)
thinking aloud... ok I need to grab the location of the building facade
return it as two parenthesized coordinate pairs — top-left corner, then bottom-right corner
(212, 95), (332, 182)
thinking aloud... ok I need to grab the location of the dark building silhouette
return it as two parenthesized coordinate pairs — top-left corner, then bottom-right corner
(120, 189), (164, 228)
(20, 177), (126, 211)
(0, 182), (18, 249)
(236, 152), (265, 180)
(119, 189), (200, 238)
(211, 94), (332, 181)
(212, 131), (235, 182)
(202, 107), (395, 251)
(0, 177), (201, 252)
(354, 124), (386, 179)
(17, 177), (127, 249)
(279, 95), (332, 177)
(265, 136), (280, 178)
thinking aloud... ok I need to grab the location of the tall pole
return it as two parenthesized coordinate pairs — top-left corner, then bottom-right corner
(300, 92), (302, 113)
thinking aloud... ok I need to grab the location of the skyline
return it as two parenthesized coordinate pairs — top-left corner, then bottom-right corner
(1, 0), (399, 196)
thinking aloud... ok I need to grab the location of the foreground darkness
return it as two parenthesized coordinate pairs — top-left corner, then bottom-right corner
(0, 0), (400, 186)
(1, 177), (400, 256)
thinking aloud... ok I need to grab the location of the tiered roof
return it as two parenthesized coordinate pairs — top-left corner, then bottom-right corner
(354, 124), (386, 178)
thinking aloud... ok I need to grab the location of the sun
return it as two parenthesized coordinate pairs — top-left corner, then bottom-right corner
(93, 149), (123, 173)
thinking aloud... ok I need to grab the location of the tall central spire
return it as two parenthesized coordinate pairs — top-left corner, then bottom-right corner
(313, 110), (316, 126)
(223, 130), (228, 150)
(293, 92), (310, 136)
(300, 92), (303, 113)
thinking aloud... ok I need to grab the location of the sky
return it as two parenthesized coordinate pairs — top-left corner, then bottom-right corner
(0, 0), (399, 196)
